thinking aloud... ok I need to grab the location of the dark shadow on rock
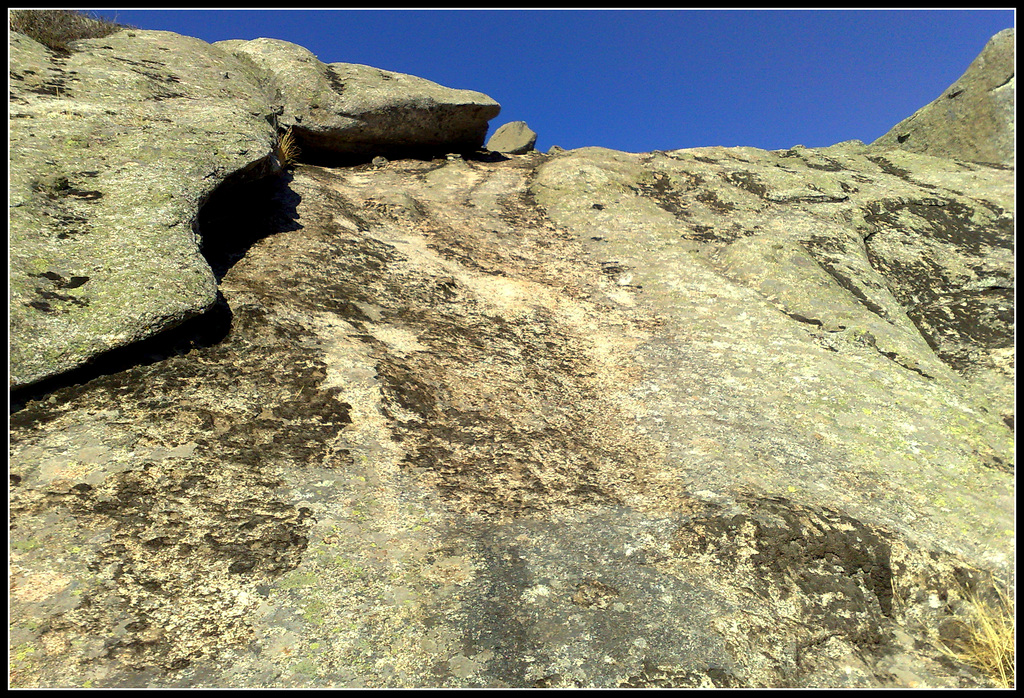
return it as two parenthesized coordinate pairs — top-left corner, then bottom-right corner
(10, 164), (306, 414)
(9, 292), (233, 416)
(293, 144), (390, 168)
(470, 150), (512, 163)
(199, 170), (303, 282)
(295, 138), (510, 167)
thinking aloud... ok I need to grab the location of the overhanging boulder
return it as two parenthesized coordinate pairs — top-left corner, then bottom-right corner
(214, 37), (501, 159)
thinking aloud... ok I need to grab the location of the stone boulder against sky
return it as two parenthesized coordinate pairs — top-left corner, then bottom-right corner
(873, 28), (1015, 165)
(8, 15), (1015, 690)
(214, 37), (501, 160)
(486, 120), (539, 154)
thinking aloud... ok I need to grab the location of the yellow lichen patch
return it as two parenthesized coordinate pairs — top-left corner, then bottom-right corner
(365, 325), (429, 355)
(40, 631), (71, 656)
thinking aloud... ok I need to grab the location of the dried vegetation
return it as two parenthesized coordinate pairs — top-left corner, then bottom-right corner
(941, 575), (1016, 687)
(275, 127), (302, 168)
(8, 9), (131, 53)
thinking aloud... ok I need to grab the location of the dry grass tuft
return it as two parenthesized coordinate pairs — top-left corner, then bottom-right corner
(275, 127), (302, 168)
(940, 574), (1015, 687)
(9, 9), (132, 53)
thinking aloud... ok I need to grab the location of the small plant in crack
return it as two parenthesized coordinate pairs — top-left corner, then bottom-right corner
(938, 572), (1015, 687)
(275, 127), (301, 169)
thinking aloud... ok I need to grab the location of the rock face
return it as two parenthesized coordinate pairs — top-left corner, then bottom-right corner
(533, 142), (1015, 425)
(486, 120), (538, 154)
(214, 38), (501, 160)
(8, 28), (278, 390)
(873, 28), (1015, 165)
(9, 28), (502, 393)
(7, 22), (1015, 690)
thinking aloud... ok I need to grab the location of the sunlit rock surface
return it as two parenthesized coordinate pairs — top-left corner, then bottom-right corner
(8, 21), (1014, 689)
(214, 37), (501, 160)
(873, 28), (1015, 166)
(8, 28), (278, 390)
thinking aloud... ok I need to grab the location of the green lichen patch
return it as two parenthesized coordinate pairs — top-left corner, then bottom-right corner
(9, 26), (279, 390)
(8, 143), (1014, 688)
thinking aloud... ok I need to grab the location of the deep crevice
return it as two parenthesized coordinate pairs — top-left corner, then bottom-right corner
(9, 293), (233, 416)
(10, 137), (508, 414)
(9, 158), (303, 415)
(197, 166), (302, 281)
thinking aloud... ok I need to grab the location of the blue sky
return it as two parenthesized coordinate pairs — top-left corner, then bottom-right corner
(90, 9), (1014, 154)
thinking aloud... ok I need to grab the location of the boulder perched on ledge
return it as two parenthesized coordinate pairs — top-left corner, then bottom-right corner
(487, 120), (538, 154)
(214, 37), (501, 158)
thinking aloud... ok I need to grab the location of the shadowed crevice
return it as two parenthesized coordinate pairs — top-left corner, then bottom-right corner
(198, 167), (303, 282)
(9, 292), (233, 417)
(10, 163), (304, 415)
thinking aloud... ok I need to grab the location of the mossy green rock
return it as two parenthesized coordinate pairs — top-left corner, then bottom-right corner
(9, 28), (279, 390)
(533, 142), (1013, 557)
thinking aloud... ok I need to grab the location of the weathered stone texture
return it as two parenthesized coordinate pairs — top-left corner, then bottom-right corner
(10, 145), (1014, 688)
(8, 28), (279, 390)
(214, 38), (501, 159)
(533, 143), (1015, 426)
(7, 23), (1015, 691)
(486, 120), (538, 154)
(873, 28), (1015, 165)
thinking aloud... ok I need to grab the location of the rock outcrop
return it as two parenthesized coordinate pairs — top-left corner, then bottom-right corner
(9, 28), (502, 392)
(486, 120), (538, 154)
(533, 141), (1015, 425)
(214, 38), (501, 160)
(873, 28), (1015, 166)
(8, 19), (1015, 690)
(8, 28), (278, 390)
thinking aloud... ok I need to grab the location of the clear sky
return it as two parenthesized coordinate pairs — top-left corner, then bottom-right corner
(89, 9), (1014, 154)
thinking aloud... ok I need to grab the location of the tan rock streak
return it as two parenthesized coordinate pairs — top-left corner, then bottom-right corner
(8, 19), (1014, 689)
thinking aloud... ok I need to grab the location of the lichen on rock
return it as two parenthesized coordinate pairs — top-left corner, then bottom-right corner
(213, 37), (501, 160)
(7, 19), (1015, 690)
(8, 27), (279, 390)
